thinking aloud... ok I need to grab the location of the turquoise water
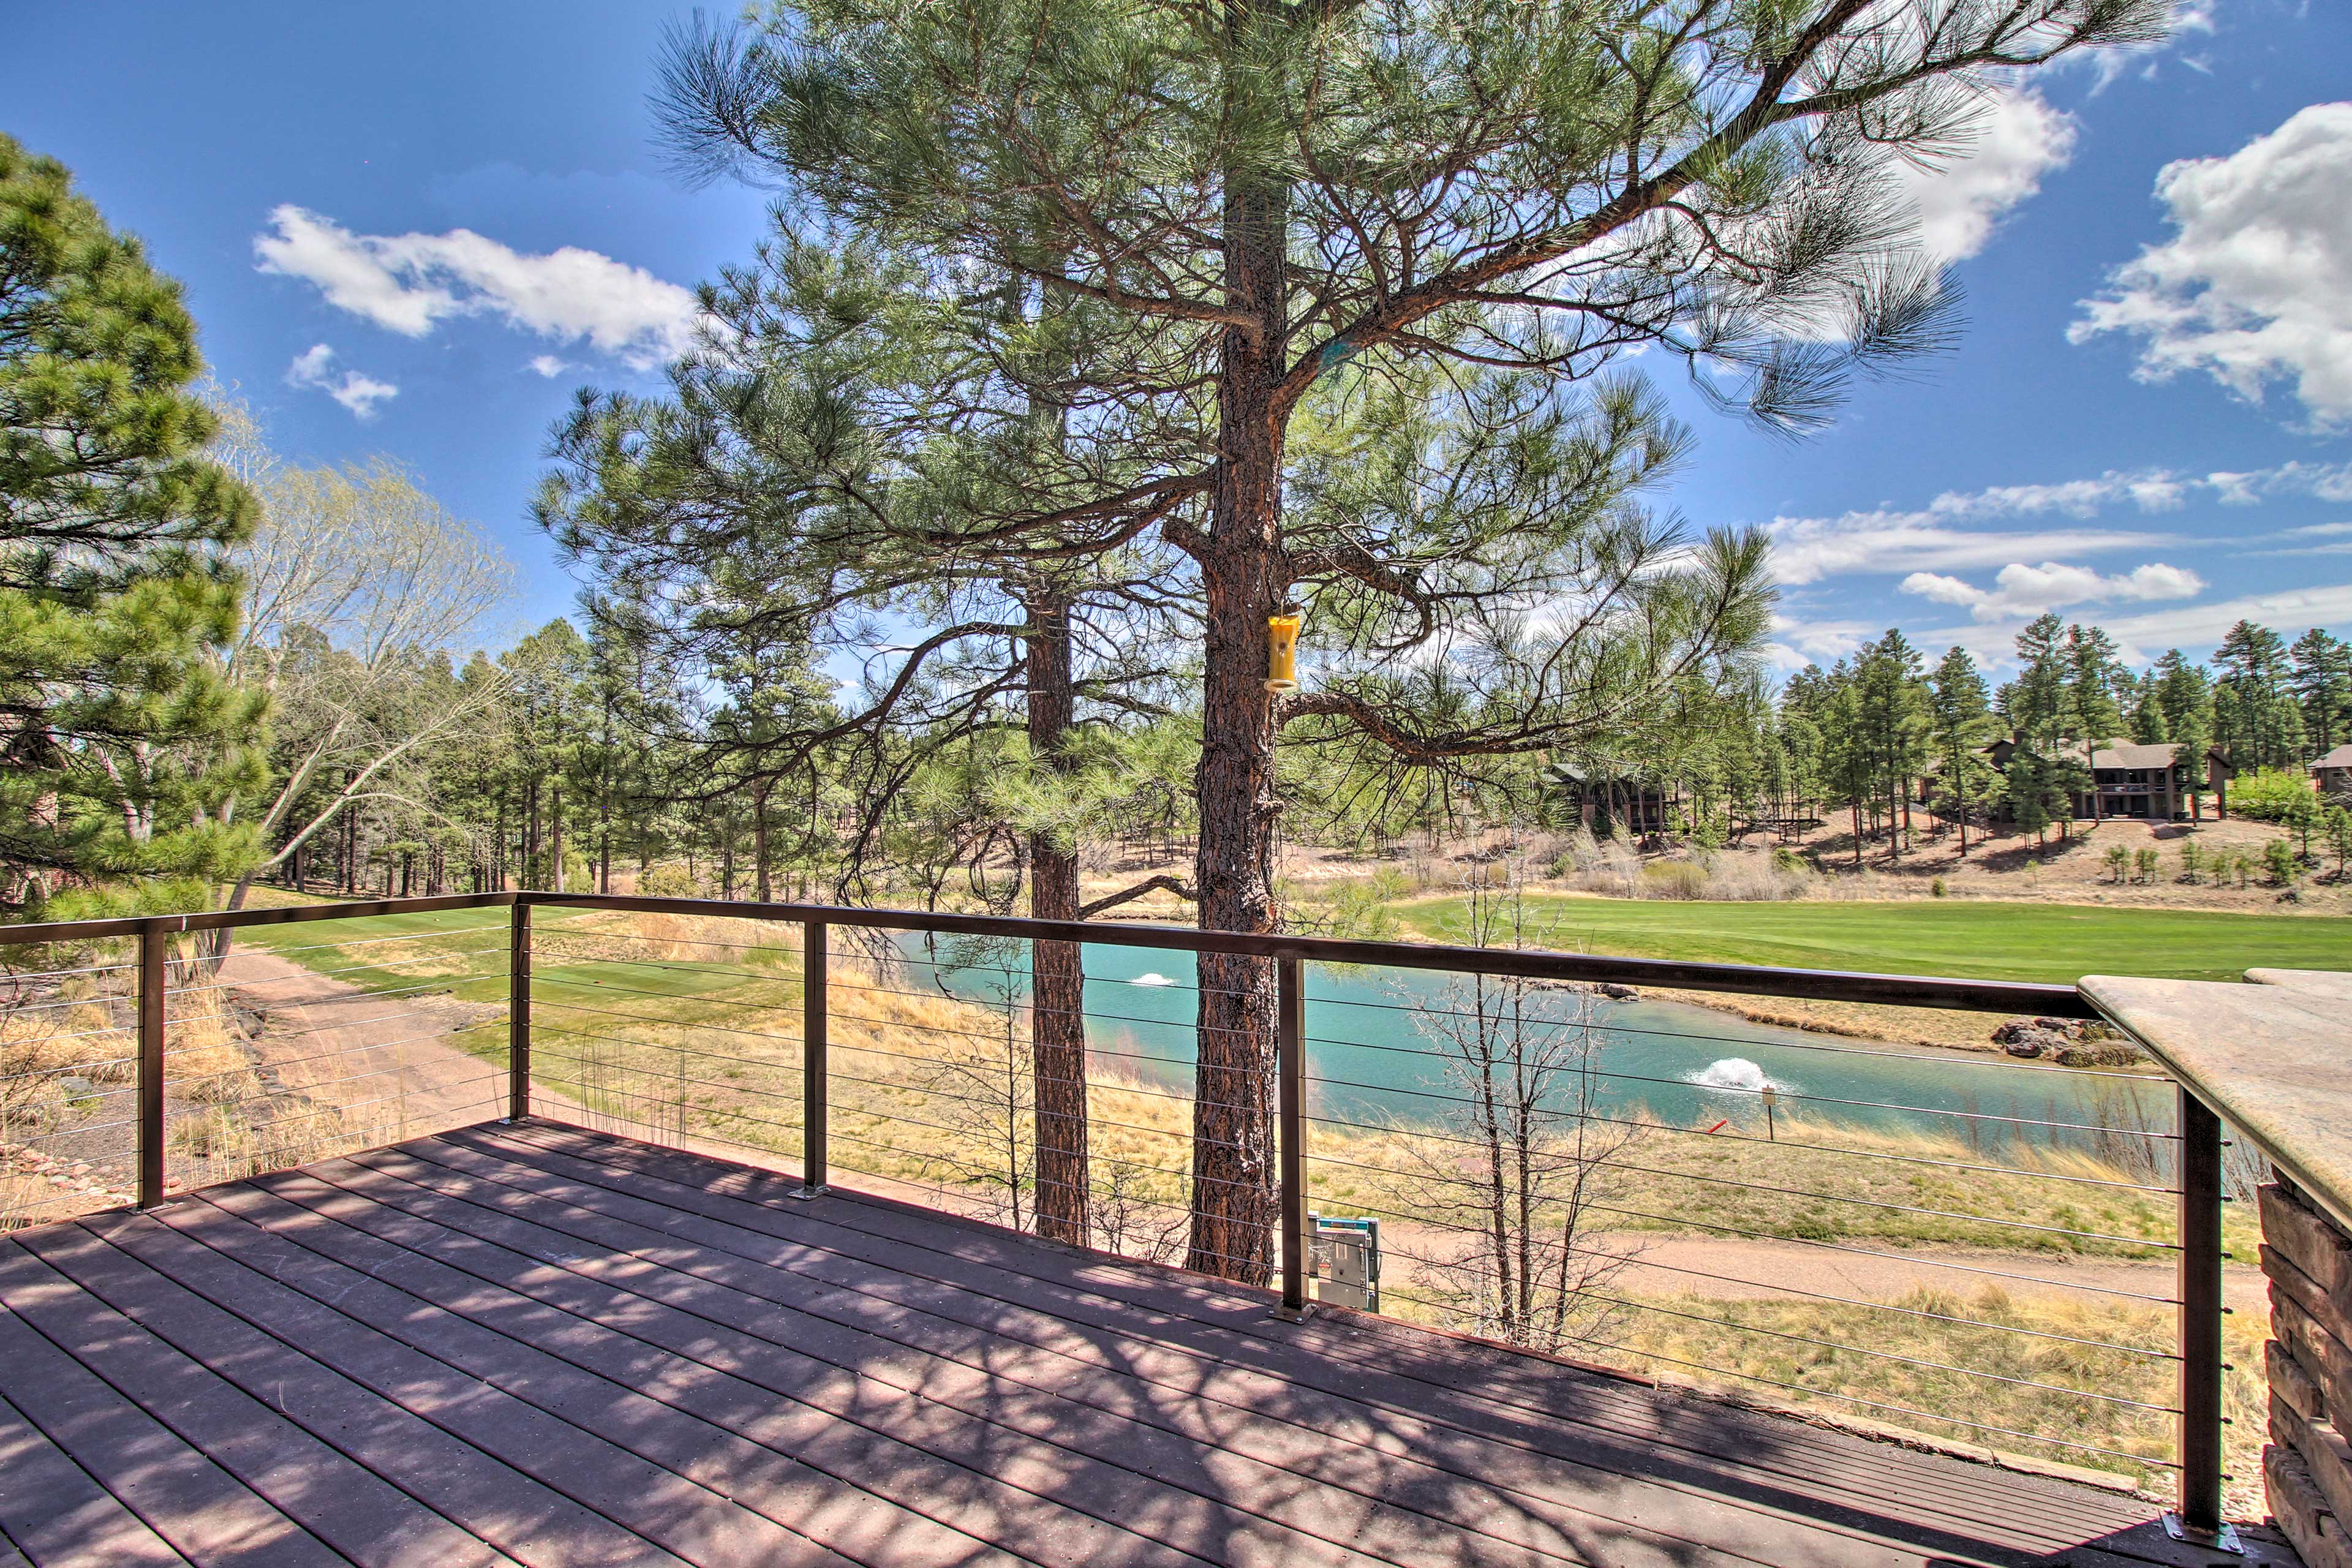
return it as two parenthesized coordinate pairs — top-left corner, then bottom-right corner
(894, 933), (2172, 1157)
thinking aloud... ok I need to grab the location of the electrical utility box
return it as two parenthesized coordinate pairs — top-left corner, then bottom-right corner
(1308, 1213), (1381, 1312)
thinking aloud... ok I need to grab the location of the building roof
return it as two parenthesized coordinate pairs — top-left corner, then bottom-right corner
(2090, 742), (2188, 770)
(2314, 744), (2352, 771)
(1977, 737), (2227, 772)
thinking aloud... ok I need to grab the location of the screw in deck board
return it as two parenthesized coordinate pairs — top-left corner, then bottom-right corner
(507, 900), (532, 1122)
(136, 921), (165, 1208)
(2170, 1085), (2233, 1547)
(1273, 951), (1310, 1320)
(795, 920), (828, 1198)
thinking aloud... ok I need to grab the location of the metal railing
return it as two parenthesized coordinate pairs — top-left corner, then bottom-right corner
(0, 888), (2234, 1531)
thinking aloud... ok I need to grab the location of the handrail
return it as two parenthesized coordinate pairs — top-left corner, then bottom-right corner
(5, 887), (2209, 1521)
(521, 891), (2101, 1017)
(0, 889), (2099, 1017)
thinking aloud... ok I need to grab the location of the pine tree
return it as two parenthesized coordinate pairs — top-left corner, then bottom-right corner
(2213, 619), (2294, 769)
(650, 0), (2163, 1280)
(1927, 647), (1997, 855)
(2289, 629), (2351, 758)
(2063, 624), (2127, 742)
(1, 135), (262, 908)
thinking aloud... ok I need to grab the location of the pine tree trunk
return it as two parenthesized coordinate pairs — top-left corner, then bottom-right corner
(1025, 593), (1089, 1246)
(753, 779), (773, 903)
(1185, 169), (1289, 1285)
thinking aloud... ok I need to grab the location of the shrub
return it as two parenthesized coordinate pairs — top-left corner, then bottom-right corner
(1638, 861), (1709, 900)
(2178, 840), (2203, 884)
(2264, 838), (2299, 887)
(1771, 845), (1807, 875)
(2230, 767), (2320, 823)
(2135, 847), (2161, 884)
(2102, 844), (2130, 883)
(638, 863), (701, 899)
(1929, 876), (1947, 898)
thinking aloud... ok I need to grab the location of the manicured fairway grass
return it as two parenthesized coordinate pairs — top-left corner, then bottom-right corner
(1395, 895), (2350, 984)
(234, 905), (779, 1006)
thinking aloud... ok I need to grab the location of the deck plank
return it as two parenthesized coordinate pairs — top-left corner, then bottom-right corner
(288, 1150), (1683, 1568)
(383, 1133), (1974, 1568)
(0, 1239), (511, 1568)
(186, 1179), (1229, 1568)
(13, 1221), (652, 1568)
(0, 1124), (2210, 1568)
(53, 1215), (708, 1568)
(0, 1265), (340, 1568)
(124, 1200), (872, 1568)
(471, 1121), (2183, 1568)
(0, 1382), (187, 1567)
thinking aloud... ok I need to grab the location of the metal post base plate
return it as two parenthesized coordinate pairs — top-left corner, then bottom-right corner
(788, 1185), (827, 1202)
(1266, 1304), (1313, 1324)
(2161, 1513), (2242, 1555)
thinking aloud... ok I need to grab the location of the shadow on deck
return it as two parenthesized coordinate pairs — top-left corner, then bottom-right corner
(0, 1120), (2261, 1567)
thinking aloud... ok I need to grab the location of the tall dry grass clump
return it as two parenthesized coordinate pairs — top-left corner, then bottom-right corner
(1548, 829), (1831, 901)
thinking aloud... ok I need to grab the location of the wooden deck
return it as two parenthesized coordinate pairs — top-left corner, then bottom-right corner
(0, 1120), (2253, 1568)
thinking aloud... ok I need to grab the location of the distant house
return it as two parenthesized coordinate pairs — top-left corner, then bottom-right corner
(1540, 760), (1675, 836)
(2316, 744), (2352, 797)
(1977, 737), (2232, 822)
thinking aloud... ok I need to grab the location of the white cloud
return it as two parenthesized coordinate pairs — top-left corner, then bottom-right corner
(2070, 102), (2352, 429)
(1765, 461), (2352, 586)
(1898, 560), (2206, 620)
(255, 205), (700, 369)
(1894, 90), (2079, 263)
(2096, 580), (2352, 658)
(527, 355), (576, 379)
(284, 342), (398, 420)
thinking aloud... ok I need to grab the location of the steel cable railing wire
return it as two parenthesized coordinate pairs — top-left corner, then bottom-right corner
(162, 943), (511, 998)
(1359, 1281), (2182, 1469)
(1281, 1180), (2177, 1358)
(1, 891), (2195, 1482)
(1297, 1058), (2176, 1141)
(799, 1035), (2173, 1251)
(1294, 1137), (2175, 1252)
(1352, 1263), (2176, 1411)
(1302, 1099), (2175, 1193)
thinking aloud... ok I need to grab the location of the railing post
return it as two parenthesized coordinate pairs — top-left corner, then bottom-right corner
(1276, 951), (1308, 1318)
(2174, 1085), (2226, 1538)
(136, 921), (165, 1208)
(507, 899), (530, 1122)
(799, 921), (828, 1196)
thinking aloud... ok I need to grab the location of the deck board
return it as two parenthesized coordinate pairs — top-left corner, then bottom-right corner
(467, 1121), (2179, 1566)
(236, 1164), (1516, 1568)
(0, 1242), (511, 1568)
(0, 1121), (2238, 1568)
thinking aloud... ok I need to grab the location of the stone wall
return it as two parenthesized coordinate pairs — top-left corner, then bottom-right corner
(2263, 1175), (2352, 1568)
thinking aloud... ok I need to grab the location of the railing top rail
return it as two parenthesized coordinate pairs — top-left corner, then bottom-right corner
(0, 892), (514, 947)
(0, 888), (2097, 1017)
(526, 891), (2096, 1017)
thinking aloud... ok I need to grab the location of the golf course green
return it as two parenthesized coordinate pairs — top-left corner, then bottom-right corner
(1395, 894), (2350, 984)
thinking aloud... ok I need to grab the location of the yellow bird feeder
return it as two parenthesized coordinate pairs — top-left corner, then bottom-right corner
(1265, 611), (1303, 693)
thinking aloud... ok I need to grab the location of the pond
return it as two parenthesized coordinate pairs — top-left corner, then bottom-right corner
(894, 932), (2174, 1161)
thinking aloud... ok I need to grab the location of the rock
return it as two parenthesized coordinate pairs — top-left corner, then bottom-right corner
(1992, 1019), (2071, 1057)
(1597, 983), (1638, 1000)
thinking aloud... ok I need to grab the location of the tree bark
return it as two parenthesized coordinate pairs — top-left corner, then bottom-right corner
(1184, 165), (1290, 1286)
(1024, 592), (1090, 1246)
(753, 778), (773, 903)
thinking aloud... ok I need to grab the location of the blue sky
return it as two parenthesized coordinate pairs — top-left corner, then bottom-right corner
(11, 1), (2350, 677)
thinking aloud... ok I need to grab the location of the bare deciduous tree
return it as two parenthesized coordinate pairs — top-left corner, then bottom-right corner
(1403, 868), (1643, 1353)
(206, 402), (516, 913)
